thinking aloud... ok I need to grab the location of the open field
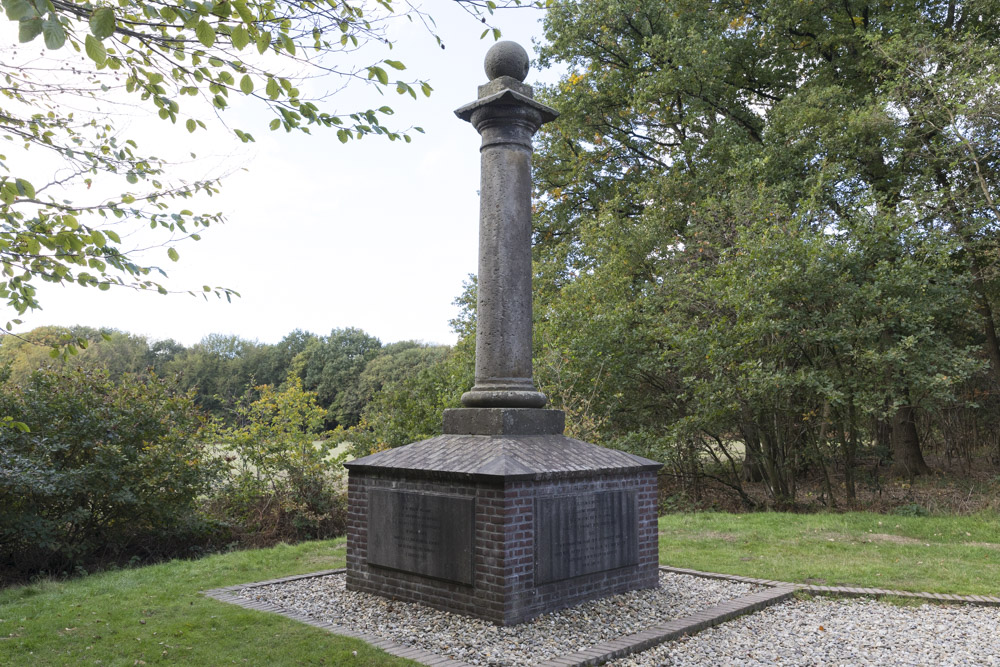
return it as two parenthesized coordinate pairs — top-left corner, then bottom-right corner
(2, 511), (997, 665)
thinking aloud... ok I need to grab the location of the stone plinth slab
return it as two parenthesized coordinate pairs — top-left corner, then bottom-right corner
(443, 407), (565, 436)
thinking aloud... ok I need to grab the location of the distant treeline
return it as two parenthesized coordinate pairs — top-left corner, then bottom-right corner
(0, 325), (469, 437)
(0, 323), (478, 584)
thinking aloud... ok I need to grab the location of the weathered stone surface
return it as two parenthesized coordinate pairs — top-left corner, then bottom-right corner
(535, 490), (639, 584)
(484, 40), (529, 81)
(367, 490), (474, 585)
(477, 75), (533, 99)
(452, 54), (557, 411)
(344, 433), (661, 481)
(443, 407), (565, 436)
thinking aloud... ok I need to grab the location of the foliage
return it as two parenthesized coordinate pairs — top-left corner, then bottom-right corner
(0, 0), (538, 333)
(0, 366), (220, 583)
(293, 327), (382, 428)
(346, 342), (472, 456)
(0, 325), (183, 385)
(166, 333), (262, 414)
(208, 377), (345, 544)
(530, 0), (1000, 502)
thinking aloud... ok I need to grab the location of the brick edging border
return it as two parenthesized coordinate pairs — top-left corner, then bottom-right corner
(202, 565), (1000, 667)
(203, 570), (474, 667)
(532, 584), (796, 667)
(658, 565), (1000, 607)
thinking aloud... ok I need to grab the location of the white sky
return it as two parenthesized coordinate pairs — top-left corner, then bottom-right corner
(9, 3), (556, 347)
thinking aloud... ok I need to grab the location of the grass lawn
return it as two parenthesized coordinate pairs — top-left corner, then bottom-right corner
(3, 511), (998, 665)
(0, 541), (416, 666)
(659, 511), (1000, 595)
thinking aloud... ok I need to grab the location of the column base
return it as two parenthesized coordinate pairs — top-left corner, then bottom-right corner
(444, 407), (564, 435)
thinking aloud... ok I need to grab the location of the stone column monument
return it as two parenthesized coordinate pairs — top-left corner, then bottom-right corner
(344, 41), (662, 626)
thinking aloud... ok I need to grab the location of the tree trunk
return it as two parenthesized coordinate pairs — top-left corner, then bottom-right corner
(740, 426), (766, 482)
(890, 404), (931, 479)
(873, 413), (892, 464)
(975, 290), (1000, 388)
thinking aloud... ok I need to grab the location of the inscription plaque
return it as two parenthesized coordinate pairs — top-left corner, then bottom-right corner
(535, 490), (638, 584)
(367, 489), (475, 585)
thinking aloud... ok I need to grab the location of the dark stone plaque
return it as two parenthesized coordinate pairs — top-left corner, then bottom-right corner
(535, 490), (638, 584)
(367, 489), (475, 585)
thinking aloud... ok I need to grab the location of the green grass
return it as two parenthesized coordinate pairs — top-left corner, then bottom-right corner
(0, 541), (416, 666)
(4, 511), (999, 665)
(660, 511), (1000, 595)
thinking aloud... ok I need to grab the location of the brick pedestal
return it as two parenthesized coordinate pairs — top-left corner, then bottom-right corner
(345, 430), (661, 625)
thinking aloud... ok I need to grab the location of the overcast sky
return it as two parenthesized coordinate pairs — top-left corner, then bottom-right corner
(10, 3), (557, 347)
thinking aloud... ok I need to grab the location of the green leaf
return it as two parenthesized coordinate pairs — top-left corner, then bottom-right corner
(279, 32), (295, 55)
(6, 0), (36, 21)
(106, 230), (121, 244)
(265, 77), (279, 99)
(18, 18), (41, 42)
(231, 24), (249, 50)
(42, 17), (65, 49)
(384, 59), (406, 71)
(337, 129), (348, 143)
(195, 20), (215, 48)
(239, 74), (253, 94)
(268, 118), (280, 131)
(89, 7), (115, 39)
(186, 118), (197, 132)
(370, 66), (388, 85)
(167, 247), (180, 262)
(126, 172), (138, 184)
(234, 0), (254, 24)
(256, 31), (270, 54)
(85, 34), (107, 65)
(14, 178), (34, 198)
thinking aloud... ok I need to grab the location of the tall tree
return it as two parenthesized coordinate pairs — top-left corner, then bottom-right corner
(532, 0), (998, 487)
(294, 327), (381, 427)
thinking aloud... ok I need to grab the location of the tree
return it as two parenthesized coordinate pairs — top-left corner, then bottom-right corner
(531, 0), (999, 491)
(293, 327), (381, 427)
(242, 328), (316, 389)
(0, 366), (217, 581)
(345, 342), (472, 456)
(166, 333), (257, 415)
(0, 0), (537, 333)
(355, 341), (449, 404)
(209, 376), (341, 543)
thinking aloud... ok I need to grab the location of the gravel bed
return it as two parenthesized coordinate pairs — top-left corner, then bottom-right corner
(237, 571), (763, 666)
(612, 596), (1000, 666)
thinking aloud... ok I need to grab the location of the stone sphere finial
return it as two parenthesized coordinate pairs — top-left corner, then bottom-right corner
(484, 41), (529, 82)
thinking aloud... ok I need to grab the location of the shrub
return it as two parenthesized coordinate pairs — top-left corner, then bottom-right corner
(0, 367), (222, 584)
(207, 378), (347, 546)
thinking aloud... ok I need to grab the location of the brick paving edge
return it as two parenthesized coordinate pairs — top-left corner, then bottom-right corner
(202, 574), (474, 667)
(533, 585), (796, 667)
